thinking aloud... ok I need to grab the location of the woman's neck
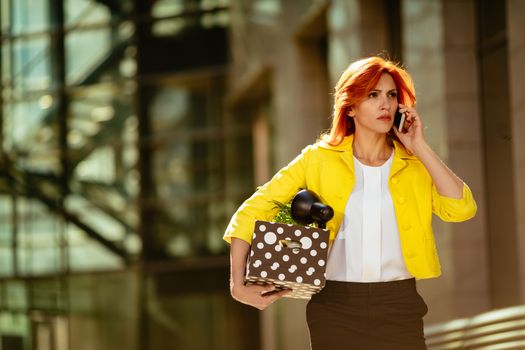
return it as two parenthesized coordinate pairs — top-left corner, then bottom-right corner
(352, 131), (393, 166)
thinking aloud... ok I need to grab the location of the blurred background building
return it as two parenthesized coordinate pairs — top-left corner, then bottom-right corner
(0, 0), (524, 349)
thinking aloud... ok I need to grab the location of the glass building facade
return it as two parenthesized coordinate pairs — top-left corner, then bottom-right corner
(0, 0), (259, 349)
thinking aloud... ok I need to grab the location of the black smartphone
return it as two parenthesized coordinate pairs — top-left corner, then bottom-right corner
(394, 109), (406, 132)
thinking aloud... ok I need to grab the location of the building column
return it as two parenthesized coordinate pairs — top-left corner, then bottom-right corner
(507, 0), (525, 303)
(402, 0), (489, 323)
(441, 0), (490, 318)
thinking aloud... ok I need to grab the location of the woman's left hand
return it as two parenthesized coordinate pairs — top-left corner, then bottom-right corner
(393, 103), (426, 154)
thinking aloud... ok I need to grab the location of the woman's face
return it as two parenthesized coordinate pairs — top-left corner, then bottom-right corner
(348, 72), (398, 134)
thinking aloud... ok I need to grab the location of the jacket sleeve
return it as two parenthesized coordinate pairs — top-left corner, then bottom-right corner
(223, 145), (311, 245)
(431, 182), (477, 222)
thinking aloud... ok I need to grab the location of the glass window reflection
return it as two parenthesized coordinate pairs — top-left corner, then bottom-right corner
(65, 0), (111, 27)
(11, 0), (49, 34)
(65, 30), (111, 84)
(0, 196), (13, 277)
(12, 37), (51, 92)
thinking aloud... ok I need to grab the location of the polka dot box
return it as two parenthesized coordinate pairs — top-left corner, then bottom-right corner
(245, 220), (330, 299)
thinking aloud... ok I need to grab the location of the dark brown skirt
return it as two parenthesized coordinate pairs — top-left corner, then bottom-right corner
(306, 278), (428, 350)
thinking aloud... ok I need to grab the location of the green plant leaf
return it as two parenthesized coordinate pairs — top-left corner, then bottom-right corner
(271, 199), (315, 227)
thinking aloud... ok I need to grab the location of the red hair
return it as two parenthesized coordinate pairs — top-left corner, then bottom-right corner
(322, 56), (416, 145)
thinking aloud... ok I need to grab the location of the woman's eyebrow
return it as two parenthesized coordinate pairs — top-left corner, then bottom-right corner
(370, 88), (398, 92)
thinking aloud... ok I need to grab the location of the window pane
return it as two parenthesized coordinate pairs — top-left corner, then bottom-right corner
(1, 0), (11, 35)
(12, 36), (51, 91)
(16, 199), (63, 276)
(3, 98), (61, 174)
(11, 0), (49, 34)
(152, 0), (187, 18)
(67, 83), (139, 263)
(65, 0), (111, 27)
(65, 29), (111, 84)
(146, 77), (235, 259)
(68, 224), (125, 271)
(4, 281), (28, 310)
(0, 195), (14, 277)
(1, 41), (12, 85)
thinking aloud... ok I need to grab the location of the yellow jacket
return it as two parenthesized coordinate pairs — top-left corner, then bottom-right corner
(223, 135), (477, 279)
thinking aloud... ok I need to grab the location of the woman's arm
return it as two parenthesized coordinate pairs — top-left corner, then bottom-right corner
(394, 104), (477, 221)
(225, 146), (311, 307)
(394, 104), (463, 199)
(230, 238), (290, 310)
(411, 142), (464, 198)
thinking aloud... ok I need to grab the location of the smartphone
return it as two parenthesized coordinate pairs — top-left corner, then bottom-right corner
(394, 109), (406, 132)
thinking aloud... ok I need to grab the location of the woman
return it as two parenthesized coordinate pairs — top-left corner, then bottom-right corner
(223, 56), (477, 349)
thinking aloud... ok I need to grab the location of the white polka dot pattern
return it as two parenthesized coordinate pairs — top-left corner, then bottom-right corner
(245, 220), (330, 299)
(300, 237), (312, 249)
(264, 232), (277, 245)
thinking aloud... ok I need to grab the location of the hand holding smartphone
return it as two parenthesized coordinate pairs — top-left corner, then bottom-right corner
(394, 109), (406, 133)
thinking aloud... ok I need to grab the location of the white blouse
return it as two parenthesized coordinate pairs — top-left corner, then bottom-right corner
(325, 150), (413, 282)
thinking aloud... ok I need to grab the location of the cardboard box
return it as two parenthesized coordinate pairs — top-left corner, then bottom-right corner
(245, 220), (330, 299)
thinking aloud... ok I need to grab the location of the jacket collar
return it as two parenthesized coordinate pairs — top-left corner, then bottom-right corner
(318, 134), (415, 159)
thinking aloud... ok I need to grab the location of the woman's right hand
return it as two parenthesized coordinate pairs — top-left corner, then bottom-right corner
(230, 238), (290, 309)
(231, 283), (291, 310)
